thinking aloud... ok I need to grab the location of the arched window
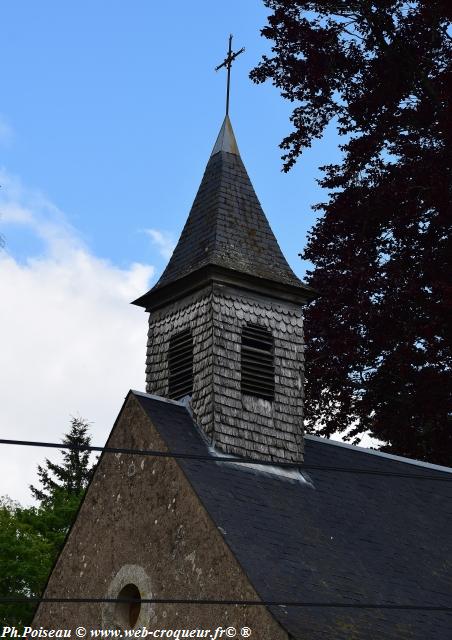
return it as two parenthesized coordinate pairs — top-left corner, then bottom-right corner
(241, 323), (274, 401)
(168, 328), (193, 400)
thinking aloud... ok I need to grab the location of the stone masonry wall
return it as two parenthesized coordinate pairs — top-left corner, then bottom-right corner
(212, 286), (305, 464)
(33, 394), (288, 640)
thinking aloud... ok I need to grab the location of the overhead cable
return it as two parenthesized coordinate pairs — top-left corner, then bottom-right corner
(0, 438), (451, 481)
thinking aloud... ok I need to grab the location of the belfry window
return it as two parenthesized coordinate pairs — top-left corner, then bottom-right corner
(168, 328), (194, 400)
(241, 324), (275, 401)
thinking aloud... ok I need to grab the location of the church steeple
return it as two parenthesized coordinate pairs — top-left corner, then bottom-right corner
(133, 117), (314, 311)
(133, 116), (314, 465)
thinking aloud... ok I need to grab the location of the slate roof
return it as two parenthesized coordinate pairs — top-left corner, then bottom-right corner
(133, 391), (452, 640)
(141, 117), (306, 295)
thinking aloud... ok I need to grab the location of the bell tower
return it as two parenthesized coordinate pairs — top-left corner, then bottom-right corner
(133, 115), (315, 464)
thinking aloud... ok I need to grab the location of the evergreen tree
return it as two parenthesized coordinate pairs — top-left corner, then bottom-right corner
(251, 1), (452, 463)
(30, 417), (94, 504)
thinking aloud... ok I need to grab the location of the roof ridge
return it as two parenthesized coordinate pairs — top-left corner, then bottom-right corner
(305, 434), (452, 474)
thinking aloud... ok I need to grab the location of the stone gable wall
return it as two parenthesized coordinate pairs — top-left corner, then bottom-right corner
(33, 395), (288, 640)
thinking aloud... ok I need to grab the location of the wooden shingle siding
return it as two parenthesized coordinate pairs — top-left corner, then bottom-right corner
(145, 284), (305, 464)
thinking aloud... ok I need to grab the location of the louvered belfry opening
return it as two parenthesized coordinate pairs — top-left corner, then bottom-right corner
(168, 328), (194, 400)
(241, 323), (275, 401)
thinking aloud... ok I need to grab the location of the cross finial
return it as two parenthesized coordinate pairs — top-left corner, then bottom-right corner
(215, 34), (245, 116)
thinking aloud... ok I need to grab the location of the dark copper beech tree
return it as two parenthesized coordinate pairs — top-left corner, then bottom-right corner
(251, 1), (452, 464)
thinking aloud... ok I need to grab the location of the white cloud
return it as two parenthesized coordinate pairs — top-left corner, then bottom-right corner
(0, 115), (13, 147)
(0, 170), (155, 505)
(144, 228), (176, 260)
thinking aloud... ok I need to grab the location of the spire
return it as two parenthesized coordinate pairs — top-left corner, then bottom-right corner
(133, 118), (315, 309)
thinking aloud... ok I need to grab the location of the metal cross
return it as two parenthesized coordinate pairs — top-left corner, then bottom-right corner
(215, 34), (245, 116)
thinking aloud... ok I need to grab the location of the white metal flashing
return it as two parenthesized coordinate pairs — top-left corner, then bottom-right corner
(207, 442), (311, 485)
(211, 115), (240, 156)
(305, 434), (452, 474)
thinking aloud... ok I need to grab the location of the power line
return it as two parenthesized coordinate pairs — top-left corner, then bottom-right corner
(1, 597), (451, 612)
(0, 438), (450, 482)
(1, 440), (451, 617)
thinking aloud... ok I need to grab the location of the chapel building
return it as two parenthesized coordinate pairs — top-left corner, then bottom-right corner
(32, 116), (452, 640)
(132, 114), (315, 464)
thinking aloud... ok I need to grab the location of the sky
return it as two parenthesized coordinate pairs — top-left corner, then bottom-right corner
(0, 1), (345, 504)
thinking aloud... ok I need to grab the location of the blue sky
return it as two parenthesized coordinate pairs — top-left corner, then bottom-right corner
(1, 0), (341, 277)
(0, 1), (344, 503)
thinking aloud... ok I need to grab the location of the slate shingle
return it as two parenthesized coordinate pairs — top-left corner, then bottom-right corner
(134, 392), (452, 640)
(150, 148), (306, 292)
